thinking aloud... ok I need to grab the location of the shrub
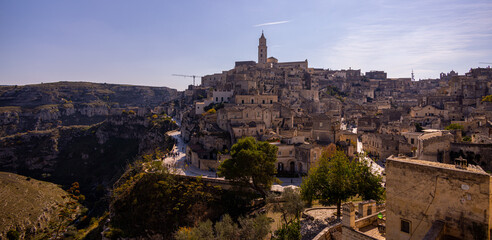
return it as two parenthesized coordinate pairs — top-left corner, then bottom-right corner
(7, 230), (20, 240)
(273, 220), (301, 240)
(445, 123), (464, 130)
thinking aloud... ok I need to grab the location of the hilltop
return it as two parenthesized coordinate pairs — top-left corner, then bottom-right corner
(0, 81), (178, 108)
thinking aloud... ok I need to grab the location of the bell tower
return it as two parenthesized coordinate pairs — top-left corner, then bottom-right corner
(258, 31), (267, 64)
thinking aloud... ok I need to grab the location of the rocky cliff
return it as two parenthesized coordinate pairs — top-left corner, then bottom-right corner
(0, 82), (180, 218)
(0, 81), (178, 108)
(0, 82), (179, 137)
(0, 113), (177, 211)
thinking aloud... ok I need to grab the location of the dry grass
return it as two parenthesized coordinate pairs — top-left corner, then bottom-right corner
(0, 172), (68, 237)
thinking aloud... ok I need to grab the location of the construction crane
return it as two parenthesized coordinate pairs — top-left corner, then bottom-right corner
(172, 74), (203, 86)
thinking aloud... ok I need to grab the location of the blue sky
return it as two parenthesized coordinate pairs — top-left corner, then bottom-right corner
(1, 0), (491, 90)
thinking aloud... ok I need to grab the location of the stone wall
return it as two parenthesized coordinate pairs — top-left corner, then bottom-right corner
(342, 226), (379, 240)
(386, 158), (492, 240)
(313, 223), (342, 240)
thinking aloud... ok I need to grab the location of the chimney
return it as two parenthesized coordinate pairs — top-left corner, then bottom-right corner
(342, 202), (356, 229)
(455, 156), (467, 170)
(454, 129), (462, 143)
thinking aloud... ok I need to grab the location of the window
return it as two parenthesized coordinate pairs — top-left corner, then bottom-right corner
(216, 97), (218, 102)
(411, 138), (414, 144)
(262, 100), (265, 104)
(278, 162), (284, 172)
(278, 151), (282, 156)
(270, 100), (273, 104)
(367, 208), (372, 216)
(251, 99), (254, 104)
(320, 122), (323, 127)
(401, 219), (411, 233)
(242, 100), (244, 104)
(221, 97), (224, 101)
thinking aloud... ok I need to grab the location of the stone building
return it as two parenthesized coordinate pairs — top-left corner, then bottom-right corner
(365, 70), (387, 80)
(361, 132), (411, 160)
(258, 32), (267, 65)
(272, 143), (296, 173)
(235, 94), (278, 105)
(386, 156), (492, 239)
(294, 143), (323, 174)
(415, 130), (454, 162)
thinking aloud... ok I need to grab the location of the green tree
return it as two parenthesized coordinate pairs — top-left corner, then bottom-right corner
(273, 220), (301, 240)
(445, 123), (464, 130)
(174, 214), (270, 240)
(481, 95), (492, 102)
(174, 220), (214, 240)
(218, 137), (278, 198)
(300, 150), (384, 220)
(267, 187), (304, 225)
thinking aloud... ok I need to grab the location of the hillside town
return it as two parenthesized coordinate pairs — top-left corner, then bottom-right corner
(1, 32), (492, 240)
(169, 32), (492, 239)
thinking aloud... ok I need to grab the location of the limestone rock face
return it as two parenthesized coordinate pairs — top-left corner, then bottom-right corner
(0, 115), (176, 196)
(0, 82), (179, 208)
(0, 82), (179, 137)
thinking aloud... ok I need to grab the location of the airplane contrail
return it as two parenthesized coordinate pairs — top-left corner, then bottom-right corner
(253, 20), (290, 27)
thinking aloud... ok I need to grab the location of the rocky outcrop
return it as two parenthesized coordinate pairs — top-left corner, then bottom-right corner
(0, 82), (178, 108)
(0, 82), (180, 137)
(0, 114), (178, 209)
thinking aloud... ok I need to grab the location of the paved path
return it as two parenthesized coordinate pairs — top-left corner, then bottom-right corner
(351, 128), (385, 176)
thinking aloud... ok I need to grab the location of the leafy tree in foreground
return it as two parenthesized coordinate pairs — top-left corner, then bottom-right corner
(218, 137), (278, 198)
(268, 188), (304, 240)
(174, 214), (270, 240)
(273, 220), (301, 240)
(300, 150), (384, 219)
(267, 187), (304, 226)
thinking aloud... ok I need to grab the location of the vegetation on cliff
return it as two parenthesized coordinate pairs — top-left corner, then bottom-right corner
(106, 158), (259, 239)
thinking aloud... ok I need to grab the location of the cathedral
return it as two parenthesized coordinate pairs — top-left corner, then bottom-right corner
(256, 32), (308, 70)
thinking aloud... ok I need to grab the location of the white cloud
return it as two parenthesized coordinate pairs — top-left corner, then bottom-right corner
(253, 20), (290, 27)
(320, 0), (492, 79)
